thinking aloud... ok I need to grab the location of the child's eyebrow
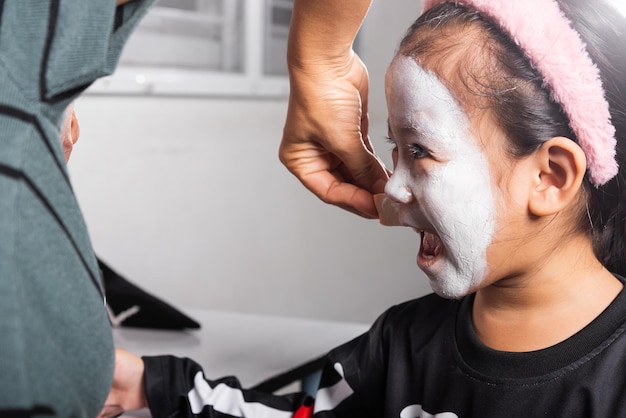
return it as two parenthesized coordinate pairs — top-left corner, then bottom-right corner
(388, 118), (436, 145)
(399, 123), (427, 139)
(388, 119), (424, 135)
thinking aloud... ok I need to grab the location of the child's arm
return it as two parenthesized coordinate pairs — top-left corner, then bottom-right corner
(142, 355), (313, 418)
(108, 313), (390, 418)
(101, 348), (313, 417)
(279, 0), (389, 220)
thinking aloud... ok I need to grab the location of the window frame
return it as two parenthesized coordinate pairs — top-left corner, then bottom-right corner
(87, 0), (291, 98)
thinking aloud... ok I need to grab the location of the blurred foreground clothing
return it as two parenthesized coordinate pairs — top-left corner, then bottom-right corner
(0, 1), (154, 416)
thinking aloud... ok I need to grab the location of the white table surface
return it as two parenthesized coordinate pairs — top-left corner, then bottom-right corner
(113, 308), (369, 417)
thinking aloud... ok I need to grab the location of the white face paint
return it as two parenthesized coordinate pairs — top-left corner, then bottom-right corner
(384, 55), (497, 298)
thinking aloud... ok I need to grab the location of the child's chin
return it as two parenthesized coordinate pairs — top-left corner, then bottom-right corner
(427, 272), (475, 300)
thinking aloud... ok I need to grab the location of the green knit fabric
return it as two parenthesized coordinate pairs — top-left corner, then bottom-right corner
(0, 1), (154, 417)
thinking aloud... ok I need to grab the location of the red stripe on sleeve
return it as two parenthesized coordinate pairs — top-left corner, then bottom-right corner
(293, 404), (314, 418)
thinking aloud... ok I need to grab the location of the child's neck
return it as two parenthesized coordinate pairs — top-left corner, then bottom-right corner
(472, 238), (623, 352)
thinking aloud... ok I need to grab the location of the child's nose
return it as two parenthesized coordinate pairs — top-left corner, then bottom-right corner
(384, 171), (413, 204)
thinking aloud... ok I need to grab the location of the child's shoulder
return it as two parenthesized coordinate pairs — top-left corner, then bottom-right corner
(374, 293), (461, 344)
(387, 292), (459, 321)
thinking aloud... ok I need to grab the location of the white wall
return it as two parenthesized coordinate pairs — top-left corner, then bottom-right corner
(68, 0), (429, 324)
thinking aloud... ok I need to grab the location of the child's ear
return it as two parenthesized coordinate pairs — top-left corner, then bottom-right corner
(527, 137), (586, 217)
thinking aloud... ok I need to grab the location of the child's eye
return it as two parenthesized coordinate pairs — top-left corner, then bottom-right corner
(407, 143), (427, 159)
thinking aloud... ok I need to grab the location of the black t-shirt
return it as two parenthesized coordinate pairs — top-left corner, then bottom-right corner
(144, 276), (626, 417)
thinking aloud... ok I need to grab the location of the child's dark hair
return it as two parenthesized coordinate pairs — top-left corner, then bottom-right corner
(399, 0), (626, 275)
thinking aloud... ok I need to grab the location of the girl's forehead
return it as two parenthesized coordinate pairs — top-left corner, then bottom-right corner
(385, 55), (469, 137)
(387, 55), (462, 111)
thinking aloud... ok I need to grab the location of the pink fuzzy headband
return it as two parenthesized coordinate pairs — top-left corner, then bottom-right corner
(422, 0), (618, 186)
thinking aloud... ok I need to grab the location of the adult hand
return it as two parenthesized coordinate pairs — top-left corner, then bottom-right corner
(280, 0), (388, 219)
(116, 0), (134, 6)
(280, 52), (388, 219)
(61, 104), (79, 163)
(98, 348), (147, 417)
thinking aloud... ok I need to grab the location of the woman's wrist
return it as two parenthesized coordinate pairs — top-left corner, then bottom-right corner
(288, 0), (371, 68)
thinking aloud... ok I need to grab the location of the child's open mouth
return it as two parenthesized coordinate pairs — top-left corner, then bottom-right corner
(418, 231), (443, 267)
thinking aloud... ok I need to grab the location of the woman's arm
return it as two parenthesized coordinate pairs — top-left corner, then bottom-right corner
(280, 0), (389, 219)
(287, 0), (372, 65)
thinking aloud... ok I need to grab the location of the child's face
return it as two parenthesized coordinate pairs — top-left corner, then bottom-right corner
(384, 55), (501, 298)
